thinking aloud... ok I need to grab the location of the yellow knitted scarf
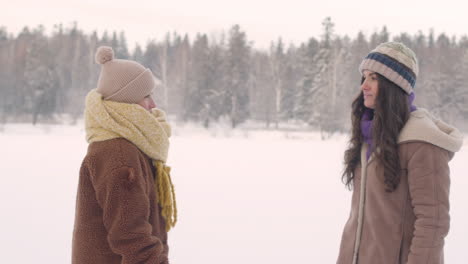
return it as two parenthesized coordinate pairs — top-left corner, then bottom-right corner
(84, 89), (177, 231)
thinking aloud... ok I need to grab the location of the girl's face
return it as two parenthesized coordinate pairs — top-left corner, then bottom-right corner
(138, 94), (156, 111)
(361, 70), (379, 109)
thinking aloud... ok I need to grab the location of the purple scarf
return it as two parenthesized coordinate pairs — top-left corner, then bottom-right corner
(361, 92), (416, 160)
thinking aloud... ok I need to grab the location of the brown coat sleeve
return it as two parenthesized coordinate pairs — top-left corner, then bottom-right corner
(407, 143), (450, 264)
(93, 165), (168, 264)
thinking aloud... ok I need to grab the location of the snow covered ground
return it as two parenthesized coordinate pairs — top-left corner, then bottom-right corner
(0, 123), (466, 264)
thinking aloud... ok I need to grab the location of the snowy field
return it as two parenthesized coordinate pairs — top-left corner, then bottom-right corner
(0, 123), (467, 264)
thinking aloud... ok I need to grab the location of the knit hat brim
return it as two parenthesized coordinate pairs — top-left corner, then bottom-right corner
(359, 55), (414, 94)
(104, 69), (155, 104)
(358, 42), (419, 95)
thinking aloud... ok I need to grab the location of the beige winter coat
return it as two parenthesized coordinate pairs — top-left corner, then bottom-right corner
(337, 109), (463, 264)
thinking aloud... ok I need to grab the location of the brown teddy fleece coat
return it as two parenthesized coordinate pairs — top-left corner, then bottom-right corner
(72, 138), (169, 264)
(337, 109), (463, 264)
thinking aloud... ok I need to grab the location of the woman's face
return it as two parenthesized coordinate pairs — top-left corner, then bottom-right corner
(138, 95), (156, 111)
(361, 70), (379, 109)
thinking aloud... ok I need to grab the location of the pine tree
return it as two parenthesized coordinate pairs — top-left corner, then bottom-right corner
(269, 38), (286, 128)
(0, 27), (13, 123)
(251, 50), (275, 127)
(308, 17), (340, 138)
(12, 27), (33, 118)
(115, 31), (129, 59)
(425, 34), (459, 123)
(185, 34), (210, 121)
(169, 33), (190, 120)
(279, 44), (301, 121)
(225, 25), (251, 128)
(132, 44), (144, 62)
(23, 26), (59, 124)
(294, 38), (319, 122)
(204, 34), (227, 125)
(67, 29), (92, 122)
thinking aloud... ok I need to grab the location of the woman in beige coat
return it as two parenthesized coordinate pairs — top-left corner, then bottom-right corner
(336, 42), (463, 264)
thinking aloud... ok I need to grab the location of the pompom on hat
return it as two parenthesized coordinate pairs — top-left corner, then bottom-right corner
(95, 46), (156, 104)
(359, 42), (418, 94)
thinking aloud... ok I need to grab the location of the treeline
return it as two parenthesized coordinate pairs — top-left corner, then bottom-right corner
(0, 18), (467, 133)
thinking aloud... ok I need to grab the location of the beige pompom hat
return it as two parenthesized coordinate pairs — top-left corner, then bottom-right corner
(95, 46), (156, 104)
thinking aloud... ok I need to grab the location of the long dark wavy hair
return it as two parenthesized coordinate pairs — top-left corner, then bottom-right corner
(342, 73), (411, 192)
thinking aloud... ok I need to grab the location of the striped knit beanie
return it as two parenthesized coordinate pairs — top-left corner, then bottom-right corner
(95, 46), (156, 104)
(359, 42), (418, 94)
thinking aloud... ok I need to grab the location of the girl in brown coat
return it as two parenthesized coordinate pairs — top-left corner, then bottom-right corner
(337, 42), (463, 264)
(72, 46), (177, 264)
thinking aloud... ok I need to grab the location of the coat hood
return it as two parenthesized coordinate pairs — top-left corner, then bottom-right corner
(398, 108), (464, 153)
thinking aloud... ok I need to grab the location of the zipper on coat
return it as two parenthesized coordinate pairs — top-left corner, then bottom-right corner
(352, 144), (370, 264)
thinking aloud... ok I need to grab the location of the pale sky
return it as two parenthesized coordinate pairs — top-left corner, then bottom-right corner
(2, 0), (468, 50)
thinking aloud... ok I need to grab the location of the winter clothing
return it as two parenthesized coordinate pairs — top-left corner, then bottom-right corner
(72, 46), (175, 264)
(95, 46), (157, 104)
(85, 89), (177, 230)
(337, 108), (463, 264)
(408, 92), (417, 112)
(359, 42), (418, 94)
(360, 109), (374, 160)
(72, 138), (169, 264)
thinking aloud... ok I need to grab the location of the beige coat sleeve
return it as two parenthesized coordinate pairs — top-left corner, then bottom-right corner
(407, 143), (451, 264)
